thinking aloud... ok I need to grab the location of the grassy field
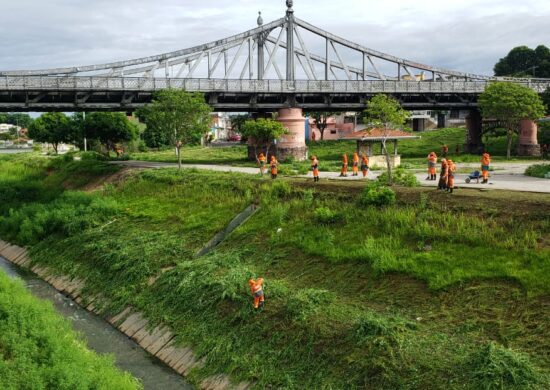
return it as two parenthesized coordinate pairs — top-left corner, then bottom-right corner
(130, 128), (542, 172)
(1, 154), (549, 389)
(0, 270), (141, 390)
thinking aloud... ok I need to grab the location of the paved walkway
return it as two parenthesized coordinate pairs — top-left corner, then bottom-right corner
(113, 161), (550, 194)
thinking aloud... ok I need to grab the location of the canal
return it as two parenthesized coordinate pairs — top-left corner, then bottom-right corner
(0, 256), (193, 390)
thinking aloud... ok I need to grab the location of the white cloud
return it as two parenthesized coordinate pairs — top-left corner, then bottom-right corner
(0, 0), (549, 75)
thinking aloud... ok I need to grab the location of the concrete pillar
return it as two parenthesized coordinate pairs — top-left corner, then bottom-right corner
(464, 110), (484, 154)
(437, 113), (448, 128)
(276, 108), (308, 161)
(413, 118), (426, 132)
(517, 119), (541, 156)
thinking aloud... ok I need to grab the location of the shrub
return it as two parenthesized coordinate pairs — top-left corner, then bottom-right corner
(80, 151), (108, 161)
(314, 207), (345, 224)
(270, 181), (292, 198)
(467, 342), (548, 389)
(377, 167), (419, 187)
(525, 163), (550, 179)
(358, 183), (396, 207)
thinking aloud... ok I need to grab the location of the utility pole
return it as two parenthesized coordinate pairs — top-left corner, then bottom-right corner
(83, 112), (87, 152)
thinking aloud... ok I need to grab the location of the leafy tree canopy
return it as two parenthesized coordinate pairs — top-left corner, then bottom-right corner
(139, 89), (212, 168)
(28, 112), (71, 154)
(241, 118), (288, 160)
(0, 113), (33, 128)
(494, 45), (550, 78)
(84, 112), (138, 155)
(478, 82), (546, 158)
(363, 94), (410, 184)
(308, 112), (339, 140)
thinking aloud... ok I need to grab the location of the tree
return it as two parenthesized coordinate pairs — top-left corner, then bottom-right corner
(142, 125), (170, 149)
(7, 113), (33, 129)
(363, 95), (410, 185)
(139, 90), (211, 169)
(84, 112), (138, 156)
(230, 114), (250, 135)
(494, 45), (550, 78)
(240, 118), (288, 161)
(478, 82), (546, 159)
(542, 87), (550, 115)
(309, 112), (338, 140)
(28, 113), (71, 154)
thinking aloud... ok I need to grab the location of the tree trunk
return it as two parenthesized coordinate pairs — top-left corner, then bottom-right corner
(382, 139), (393, 185)
(53, 143), (58, 155)
(319, 126), (325, 140)
(506, 129), (513, 160)
(177, 146), (182, 170)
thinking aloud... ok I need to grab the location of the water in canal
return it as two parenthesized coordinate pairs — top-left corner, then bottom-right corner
(0, 256), (193, 390)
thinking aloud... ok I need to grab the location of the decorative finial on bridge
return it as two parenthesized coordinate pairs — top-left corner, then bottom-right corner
(286, 0), (294, 12)
(257, 11), (263, 26)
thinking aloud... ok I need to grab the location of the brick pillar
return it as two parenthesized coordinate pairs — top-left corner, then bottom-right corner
(276, 108), (308, 161)
(517, 119), (541, 156)
(464, 110), (484, 154)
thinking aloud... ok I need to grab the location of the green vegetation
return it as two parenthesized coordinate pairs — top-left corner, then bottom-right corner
(138, 89), (212, 169)
(1, 154), (549, 388)
(241, 118), (288, 160)
(494, 45), (550, 78)
(363, 94), (411, 184)
(0, 271), (141, 390)
(478, 82), (546, 159)
(525, 163), (550, 178)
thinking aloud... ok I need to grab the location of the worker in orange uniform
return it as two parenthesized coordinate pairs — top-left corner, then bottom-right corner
(351, 152), (359, 176)
(311, 155), (320, 182)
(361, 155), (369, 178)
(446, 159), (456, 193)
(248, 278), (265, 309)
(340, 153), (348, 177)
(257, 153), (267, 176)
(427, 152), (437, 181)
(481, 152), (491, 184)
(270, 156), (278, 179)
(437, 158), (448, 190)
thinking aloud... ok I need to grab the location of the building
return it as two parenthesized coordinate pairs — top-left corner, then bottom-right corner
(308, 112), (364, 141)
(210, 113), (232, 140)
(0, 124), (21, 134)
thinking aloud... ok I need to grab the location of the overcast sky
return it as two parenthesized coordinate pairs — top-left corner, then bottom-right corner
(1, 0), (549, 76)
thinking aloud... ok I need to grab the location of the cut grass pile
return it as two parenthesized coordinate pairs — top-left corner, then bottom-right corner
(0, 271), (141, 390)
(525, 163), (550, 178)
(0, 154), (549, 389)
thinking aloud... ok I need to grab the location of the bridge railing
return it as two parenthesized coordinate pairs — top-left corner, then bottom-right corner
(2, 76), (550, 94)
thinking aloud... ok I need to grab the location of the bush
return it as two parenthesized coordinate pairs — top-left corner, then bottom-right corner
(358, 183), (396, 207)
(525, 163), (550, 178)
(80, 151), (108, 161)
(467, 342), (548, 389)
(377, 167), (419, 187)
(314, 207), (345, 224)
(270, 181), (292, 198)
(0, 272), (141, 390)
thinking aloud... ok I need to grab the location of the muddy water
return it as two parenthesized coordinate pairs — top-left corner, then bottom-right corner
(0, 256), (193, 390)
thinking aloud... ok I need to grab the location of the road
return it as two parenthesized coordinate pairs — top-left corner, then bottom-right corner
(113, 161), (550, 194)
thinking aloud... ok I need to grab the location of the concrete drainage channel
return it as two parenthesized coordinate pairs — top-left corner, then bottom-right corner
(0, 229), (255, 389)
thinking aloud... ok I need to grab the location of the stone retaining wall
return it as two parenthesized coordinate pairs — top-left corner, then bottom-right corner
(0, 239), (250, 390)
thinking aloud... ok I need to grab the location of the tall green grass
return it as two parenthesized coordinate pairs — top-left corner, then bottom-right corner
(0, 271), (141, 390)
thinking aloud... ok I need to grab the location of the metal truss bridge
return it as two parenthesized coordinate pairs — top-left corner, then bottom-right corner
(1, 1), (549, 112)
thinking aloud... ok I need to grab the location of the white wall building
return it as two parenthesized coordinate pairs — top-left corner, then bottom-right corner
(0, 123), (21, 134)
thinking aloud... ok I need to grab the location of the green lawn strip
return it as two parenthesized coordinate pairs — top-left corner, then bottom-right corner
(0, 271), (141, 390)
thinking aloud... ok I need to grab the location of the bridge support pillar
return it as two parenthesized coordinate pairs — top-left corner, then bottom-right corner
(276, 108), (308, 161)
(464, 110), (484, 154)
(517, 119), (541, 156)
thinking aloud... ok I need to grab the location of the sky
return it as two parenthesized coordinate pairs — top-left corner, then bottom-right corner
(0, 0), (549, 76)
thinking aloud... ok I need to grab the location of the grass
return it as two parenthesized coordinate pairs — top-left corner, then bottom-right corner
(0, 271), (141, 390)
(525, 163), (550, 178)
(1, 154), (549, 389)
(129, 128), (544, 172)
